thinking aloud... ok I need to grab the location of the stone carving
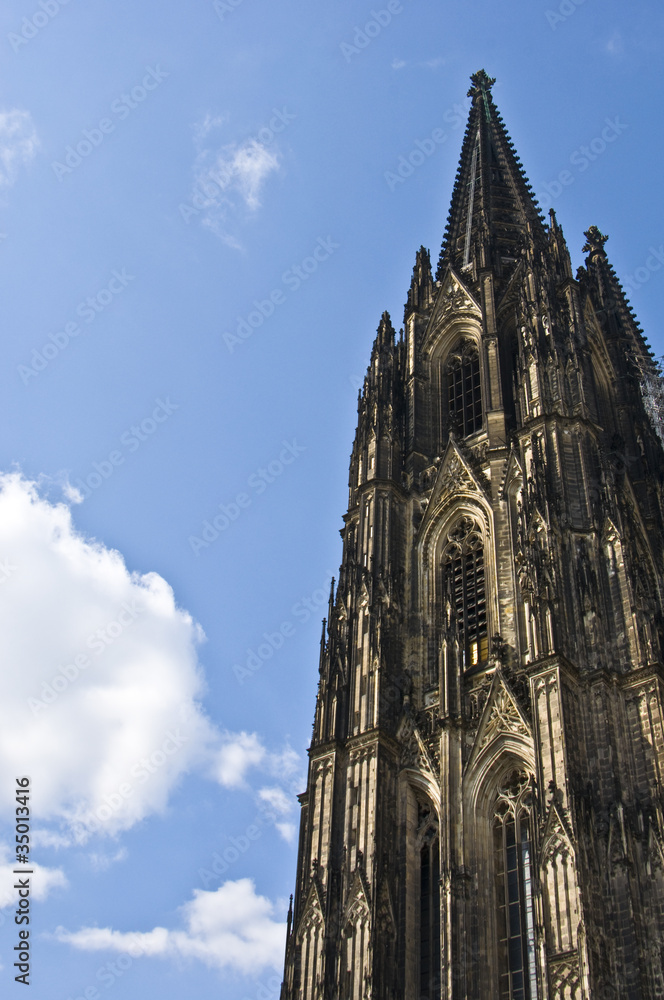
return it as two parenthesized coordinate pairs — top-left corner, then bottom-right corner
(477, 681), (530, 750)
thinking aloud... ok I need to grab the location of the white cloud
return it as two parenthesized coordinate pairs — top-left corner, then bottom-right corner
(0, 843), (67, 910)
(0, 473), (216, 842)
(0, 110), (39, 188)
(275, 822), (296, 843)
(213, 731), (266, 789)
(87, 848), (128, 872)
(391, 58), (406, 69)
(56, 879), (286, 974)
(257, 786), (292, 816)
(264, 745), (300, 779)
(258, 788), (297, 843)
(187, 115), (281, 246)
(226, 141), (279, 210)
(211, 733), (302, 797)
(193, 113), (227, 142)
(62, 481), (84, 504)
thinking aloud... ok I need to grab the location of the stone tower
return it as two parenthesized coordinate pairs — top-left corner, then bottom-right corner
(280, 70), (664, 1000)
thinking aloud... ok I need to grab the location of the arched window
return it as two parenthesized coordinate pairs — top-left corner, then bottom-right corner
(447, 342), (482, 436)
(442, 516), (488, 668)
(493, 771), (538, 1000)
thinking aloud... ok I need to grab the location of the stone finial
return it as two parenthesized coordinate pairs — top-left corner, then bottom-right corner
(582, 225), (609, 256)
(468, 69), (496, 99)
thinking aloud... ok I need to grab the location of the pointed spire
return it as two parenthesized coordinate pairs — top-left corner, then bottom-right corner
(405, 245), (434, 322)
(376, 310), (395, 349)
(548, 209), (573, 281)
(580, 225), (658, 406)
(437, 70), (546, 289)
(581, 225), (648, 352)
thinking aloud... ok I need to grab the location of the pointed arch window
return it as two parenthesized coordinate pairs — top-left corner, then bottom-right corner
(442, 516), (488, 668)
(493, 771), (538, 1000)
(447, 342), (482, 436)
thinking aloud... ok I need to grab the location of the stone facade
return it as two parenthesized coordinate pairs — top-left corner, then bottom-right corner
(280, 71), (664, 1000)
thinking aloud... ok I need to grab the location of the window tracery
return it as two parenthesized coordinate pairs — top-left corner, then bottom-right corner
(493, 770), (538, 1000)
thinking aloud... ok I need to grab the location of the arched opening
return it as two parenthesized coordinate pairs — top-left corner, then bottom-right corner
(400, 775), (442, 1000)
(493, 770), (538, 1000)
(420, 820), (441, 999)
(441, 515), (488, 669)
(446, 341), (483, 437)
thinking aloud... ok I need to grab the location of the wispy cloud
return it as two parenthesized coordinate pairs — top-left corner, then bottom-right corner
(87, 848), (128, 872)
(55, 879), (286, 974)
(212, 732), (300, 787)
(391, 56), (445, 71)
(210, 732), (302, 841)
(605, 30), (624, 56)
(186, 115), (280, 248)
(0, 109), (39, 189)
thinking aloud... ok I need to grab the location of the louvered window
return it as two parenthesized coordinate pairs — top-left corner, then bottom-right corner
(442, 517), (488, 668)
(447, 343), (482, 436)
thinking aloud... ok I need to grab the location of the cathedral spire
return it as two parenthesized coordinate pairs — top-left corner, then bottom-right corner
(437, 69), (545, 288)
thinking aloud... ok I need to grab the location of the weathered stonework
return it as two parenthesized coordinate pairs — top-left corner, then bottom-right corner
(281, 71), (664, 999)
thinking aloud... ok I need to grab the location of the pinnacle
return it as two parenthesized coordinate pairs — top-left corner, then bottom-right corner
(582, 225), (609, 257)
(468, 69), (496, 98)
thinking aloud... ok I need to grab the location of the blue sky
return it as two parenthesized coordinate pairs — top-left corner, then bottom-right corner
(0, 0), (662, 996)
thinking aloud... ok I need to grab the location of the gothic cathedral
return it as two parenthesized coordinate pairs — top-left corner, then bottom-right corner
(280, 71), (664, 1000)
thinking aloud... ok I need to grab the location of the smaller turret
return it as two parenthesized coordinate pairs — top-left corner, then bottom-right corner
(404, 246), (434, 322)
